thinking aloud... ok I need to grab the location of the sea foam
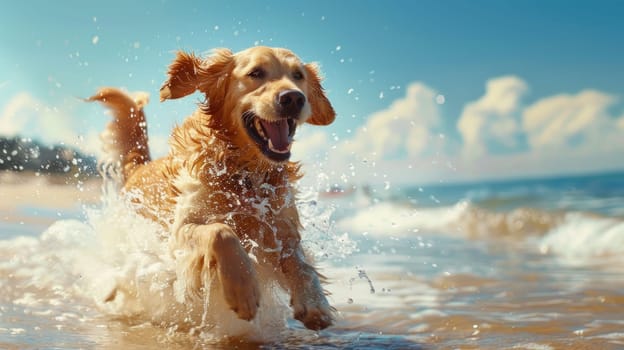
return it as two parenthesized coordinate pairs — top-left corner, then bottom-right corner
(539, 212), (624, 267)
(333, 195), (624, 268)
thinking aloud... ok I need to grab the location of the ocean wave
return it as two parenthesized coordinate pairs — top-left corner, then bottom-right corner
(451, 204), (564, 239)
(335, 200), (563, 238)
(340, 200), (475, 237)
(334, 199), (624, 265)
(539, 212), (624, 266)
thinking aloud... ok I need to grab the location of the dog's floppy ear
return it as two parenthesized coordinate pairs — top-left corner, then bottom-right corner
(159, 51), (203, 101)
(160, 49), (233, 109)
(304, 63), (336, 126)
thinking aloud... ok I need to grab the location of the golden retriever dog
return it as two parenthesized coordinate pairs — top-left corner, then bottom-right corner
(88, 46), (336, 330)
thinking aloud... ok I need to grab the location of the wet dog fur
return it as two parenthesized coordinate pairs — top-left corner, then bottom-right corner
(88, 46), (336, 330)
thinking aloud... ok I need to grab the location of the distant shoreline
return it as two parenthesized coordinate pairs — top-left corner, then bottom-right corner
(0, 135), (98, 178)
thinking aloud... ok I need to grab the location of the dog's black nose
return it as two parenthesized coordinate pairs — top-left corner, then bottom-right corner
(277, 90), (305, 117)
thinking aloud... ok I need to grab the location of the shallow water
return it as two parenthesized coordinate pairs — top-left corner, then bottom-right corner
(2, 172), (624, 349)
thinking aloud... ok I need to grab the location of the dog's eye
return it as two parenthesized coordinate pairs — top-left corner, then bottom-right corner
(248, 68), (266, 79)
(292, 70), (304, 81)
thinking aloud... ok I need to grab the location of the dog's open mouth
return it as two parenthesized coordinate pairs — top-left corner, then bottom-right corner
(243, 111), (297, 162)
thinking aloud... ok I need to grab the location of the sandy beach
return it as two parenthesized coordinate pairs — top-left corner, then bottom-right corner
(0, 172), (101, 231)
(0, 172), (100, 208)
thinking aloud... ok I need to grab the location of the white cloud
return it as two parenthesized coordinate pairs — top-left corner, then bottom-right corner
(293, 82), (450, 187)
(457, 76), (528, 157)
(0, 91), (202, 163)
(523, 90), (621, 152)
(292, 128), (330, 161)
(0, 92), (102, 156)
(340, 82), (441, 160)
(296, 76), (624, 186)
(0, 92), (38, 136)
(450, 149), (624, 183)
(455, 82), (624, 181)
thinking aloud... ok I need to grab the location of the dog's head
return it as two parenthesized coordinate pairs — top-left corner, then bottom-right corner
(160, 46), (335, 163)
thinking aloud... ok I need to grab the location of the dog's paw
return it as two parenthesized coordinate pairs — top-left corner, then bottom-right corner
(217, 246), (260, 321)
(292, 289), (334, 330)
(176, 223), (261, 320)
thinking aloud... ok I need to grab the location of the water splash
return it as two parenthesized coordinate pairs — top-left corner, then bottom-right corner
(297, 188), (357, 262)
(0, 174), (362, 344)
(350, 268), (375, 294)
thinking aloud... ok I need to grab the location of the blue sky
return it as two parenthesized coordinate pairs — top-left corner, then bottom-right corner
(1, 0), (623, 185)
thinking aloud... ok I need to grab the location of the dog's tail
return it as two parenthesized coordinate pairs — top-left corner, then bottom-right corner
(87, 88), (151, 182)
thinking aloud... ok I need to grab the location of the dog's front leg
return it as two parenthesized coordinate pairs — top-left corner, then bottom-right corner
(177, 223), (260, 321)
(281, 246), (334, 330)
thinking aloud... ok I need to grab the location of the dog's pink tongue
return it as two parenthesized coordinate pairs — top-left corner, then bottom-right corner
(261, 120), (290, 151)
